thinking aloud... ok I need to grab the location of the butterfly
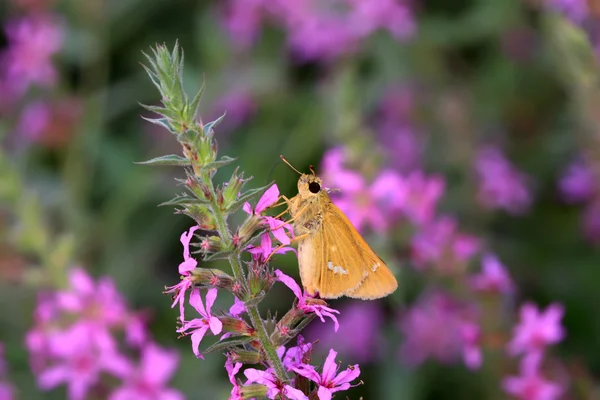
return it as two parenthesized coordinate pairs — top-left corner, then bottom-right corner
(280, 157), (398, 300)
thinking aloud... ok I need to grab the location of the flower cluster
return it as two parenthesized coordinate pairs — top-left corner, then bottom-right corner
(221, 0), (415, 61)
(25, 268), (183, 400)
(142, 43), (361, 399)
(502, 303), (566, 399)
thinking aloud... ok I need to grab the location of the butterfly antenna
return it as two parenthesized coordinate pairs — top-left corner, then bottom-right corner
(280, 155), (302, 175)
(309, 164), (316, 175)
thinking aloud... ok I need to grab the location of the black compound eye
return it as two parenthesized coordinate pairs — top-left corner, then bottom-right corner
(308, 181), (321, 194)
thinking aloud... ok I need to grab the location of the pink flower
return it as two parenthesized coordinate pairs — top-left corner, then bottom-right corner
(2, 15), (63, 95)
(411, 216), (479, 273)
(177, 288), (223, 359)
(282, 335), (312, 371)
(558, 158), (596, 204)
(244, 368), (308, 400)
(109, 343), (184, 400)
(229, 296), (247, 317)
(475, 146), (532, 215)
(36, 324), (130, 400)
(275, 270), (340, 331)
(502, 354), (564, 400)
(226, 356), (243, 400)
(399, 292), (481, 369)
(399, 171), (445, 225)
(507, 303), (565, 357)
(292, 349), (361, 400)
(470, 254), (514, 294)
(164, 226), (199, 322)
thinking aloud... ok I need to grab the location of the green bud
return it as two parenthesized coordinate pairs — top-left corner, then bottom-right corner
(229, 349), (261, 364)
(241, 384), (268, 399)
(222, 168), (249, 210)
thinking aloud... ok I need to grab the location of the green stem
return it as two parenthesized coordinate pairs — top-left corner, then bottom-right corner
(201, 170), (289, 381)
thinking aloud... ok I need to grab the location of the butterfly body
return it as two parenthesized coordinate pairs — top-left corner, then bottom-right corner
(287, 173), (398, 300)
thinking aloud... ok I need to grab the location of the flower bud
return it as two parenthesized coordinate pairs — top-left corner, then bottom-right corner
(222, 168), (249, 209)
(220, 317), (255, 336)
(229, 349), (260, 364)
(182, 205), (216, 230)
(199, 236), (224, 253)
(238, 215), (263, 244)
(240, 384), (268, 399)
(198, 135), (216, 166)
(190, 268), (235, 290)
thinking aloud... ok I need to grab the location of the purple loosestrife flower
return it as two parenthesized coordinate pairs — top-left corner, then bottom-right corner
(226, 356), (243, 400)
(36, 323), (131, 400)
(305, 301), (383, 363)
(244, 368), (308, 400)
(165, 225), (199, 322)
(177, 288), (223, 359)
(399, 292), (482, 369)
(292, 349), (361, 400)
(558, 158), (596, 203)
(502, 353), (564, 400)
(276, 270), (340, 331)
(399, 171), (445, 226)
(229, 296), (247, 317)
(411, 216), (479, 273)
(109, 344), (184, 400)
(1, 14), (63, 95)
(507, 303), (565, 357)
(281, 335), (313, 371)
(475, 146), (532, 215)
(222, 0), (264, 49)
(470, 253), (514, 294)
(244, 184), (294, 249)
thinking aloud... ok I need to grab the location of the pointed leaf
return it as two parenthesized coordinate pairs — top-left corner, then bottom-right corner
(158, 195), (212, 207)
(203, 112), (226, 135)
(203, 248), (234, 261)
(135, 155), (191, 166)
(204, 335), (256, 353)
(202, 156), (238, 171)
(141, 116), (176, 133)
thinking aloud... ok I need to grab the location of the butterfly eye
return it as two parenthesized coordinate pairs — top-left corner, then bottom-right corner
(308, 181), (321, 194)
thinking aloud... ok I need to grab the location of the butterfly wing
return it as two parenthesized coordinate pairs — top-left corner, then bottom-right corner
(314, 203), (398, 299)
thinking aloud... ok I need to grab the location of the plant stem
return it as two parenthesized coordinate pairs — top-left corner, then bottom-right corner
(201, 170), (289, 381)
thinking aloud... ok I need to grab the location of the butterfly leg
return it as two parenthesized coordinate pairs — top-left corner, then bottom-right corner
(264, 231), (311, 263)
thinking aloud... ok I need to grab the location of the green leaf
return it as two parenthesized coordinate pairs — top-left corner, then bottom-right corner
(203, 112), (226, 135)
(226, 181), (274, 214)
(202, 248), (234, 261)
(202, 156), (237, 171)
(141, 117), (176, 133)
(204, 335), (255, 353)
(135, 155), (191, 166)
(158, 194), (212, 207)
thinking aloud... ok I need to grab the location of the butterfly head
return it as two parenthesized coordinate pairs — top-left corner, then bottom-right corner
(297, 174), (323, 199)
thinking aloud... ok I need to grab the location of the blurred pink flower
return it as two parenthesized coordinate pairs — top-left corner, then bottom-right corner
(507, 303), (565, 357)
(475, 146), (532, 215)
(177, 288), (223, 359)
(165, 225), (199, 322)
(292, 349), (361, 400)
(305, 301), (383, 363)
(276, 270), (340, 331)
(411, 216), (479, 273)
(211, 90), (256, 132)
(559, 159), (596, 204)
(470, 253), (514, 294)
(399, 292), (481, 369)
(399, 171), (445, 225)
(222, 0), (265, 49)
(502, 353), (564, 400)
(1, 14), (63, 95)
(109, 344), (184, 400)
(244, 368), (308, 400)
(547, 0), (589, 23)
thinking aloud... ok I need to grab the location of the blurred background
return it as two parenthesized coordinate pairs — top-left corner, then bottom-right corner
(1, 0), (600, 398)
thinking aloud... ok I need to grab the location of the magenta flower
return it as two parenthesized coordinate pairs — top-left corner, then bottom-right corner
(475, 146), (532, 215)
(109, 343), (184, 400)
(36, 323), (130, 400)
(282, 335), (313, 371)
(547, 0), (589, 23)
(470, 254), (514, 294)
(275, 270), (340, 331)
(507, 303), (565, 357)
(244, 368), (308, 400)
(502, 353), (564, 400)
(411, 216), (479, 273)
(164, 225), (199, 321)
(229, 296), (247, 317)
(558, 159), (596, 204)
(292, 349), (361, 400)
(177, 288), (223, 359)
(226, 356), (243, 400)
(2, 15), (63, 95)
(305, 301), (383, 363)
(399, 171), (445, 225)
(399, 292), (481, 369)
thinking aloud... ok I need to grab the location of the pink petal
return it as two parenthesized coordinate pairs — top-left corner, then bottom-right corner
(292, 364), (321, 383)
(189, 289), (208, 317)
(255, 184), (280, 214)
(140, 344), (179, 385)
(205, 288), (219, 314)
(209, 316), (223, 335)
(243, 202), (253, 215)
(284, 385), (309, 400)
(321, 349), (339, 382)
(275, 270), (303, 300)
(38, 365), (68, 389)
(191, 326), (209, 358)
(331, 364), (361, 387)
(69, 268), (95, 295)
(317, 386), (333, 400)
